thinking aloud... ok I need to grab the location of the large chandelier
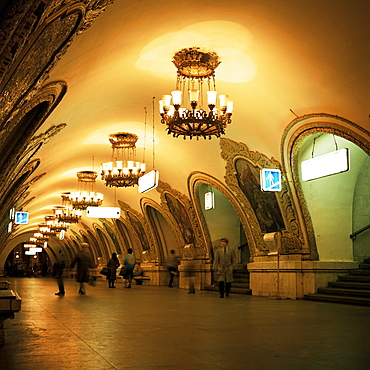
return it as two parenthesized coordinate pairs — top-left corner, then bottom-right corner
(69, 171), (103, 210)
(53, 193), (82, 224)
(101, 132), (146, 187)
(159, 47), (233, 140)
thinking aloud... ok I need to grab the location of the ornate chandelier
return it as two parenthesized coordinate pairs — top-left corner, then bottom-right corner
(69, 171), (103, 210)
(44, 215), (68, 232)
(159, 47), (233, 140)
(33, 232), (49, 243)
(38, 223), (57, 237)
(53, 193), (82, 224)
(101, 132), (146, 187)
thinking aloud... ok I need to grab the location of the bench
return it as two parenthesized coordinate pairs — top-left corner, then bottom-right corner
(0, 281), (10, 290)
(133, 276), (150, 285)
(0, 289), (22, 346)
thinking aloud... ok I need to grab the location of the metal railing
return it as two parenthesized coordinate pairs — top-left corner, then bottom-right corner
(350, 224), (370, 240)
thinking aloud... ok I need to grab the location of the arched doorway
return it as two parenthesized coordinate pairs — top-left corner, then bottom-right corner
(298, 133), (369, 262)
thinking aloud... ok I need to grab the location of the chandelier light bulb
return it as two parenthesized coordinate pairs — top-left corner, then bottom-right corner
(171, 90), (182, 105)
(206, 91), (217, 106)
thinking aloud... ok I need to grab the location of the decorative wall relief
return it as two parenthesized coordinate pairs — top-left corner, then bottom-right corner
(220, 138), (305, 257)
(118, 200), (158, 262)
(235, 158), (285, 233)
(115, 219), (133, 254)
(156, 181), (207, 258)
(141, 198), (184, 263)
(99, 219), (122, 255)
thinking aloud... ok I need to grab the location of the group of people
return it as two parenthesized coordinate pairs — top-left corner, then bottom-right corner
(54, 238), (236, 299)
(106, 248), (136, 289)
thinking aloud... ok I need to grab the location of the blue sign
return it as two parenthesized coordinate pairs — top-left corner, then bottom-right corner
(260, 169), (282, 192)
(14, 211), (29, 224)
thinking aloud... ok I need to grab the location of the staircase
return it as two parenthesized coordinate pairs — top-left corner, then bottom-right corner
(304, 262), (370, 306)
(205, 269), (252, 295)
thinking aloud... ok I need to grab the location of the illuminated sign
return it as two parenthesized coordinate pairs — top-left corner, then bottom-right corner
(301, 148), (349, 181)
(25, 250), (36, 255)
(138, 170), (159, 193)
(204, 191), (214, 210)
(14, 211), (29, 224)
(260, 169), (282, 192)
(29, 247), (43, 253)
(86, 207), (121, 218)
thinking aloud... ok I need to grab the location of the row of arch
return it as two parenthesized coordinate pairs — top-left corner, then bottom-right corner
(22, 113), (369, 271)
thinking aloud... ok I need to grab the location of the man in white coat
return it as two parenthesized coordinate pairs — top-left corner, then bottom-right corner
(213, 238), (236, 298)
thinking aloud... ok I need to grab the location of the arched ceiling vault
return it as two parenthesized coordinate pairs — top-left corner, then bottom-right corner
(0, 0), (368, 257)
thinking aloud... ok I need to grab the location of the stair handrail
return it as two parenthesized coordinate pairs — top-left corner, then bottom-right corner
(350, 223), (370, 240)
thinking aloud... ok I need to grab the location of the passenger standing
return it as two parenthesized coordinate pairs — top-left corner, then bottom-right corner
(213, 238), (236, 298)
(107, 252), (120, 288)
(123, 248), (135, 288)
(70, 243), (92, 295)
(165, 249), (180, 287)
(54, 261), (66, 296)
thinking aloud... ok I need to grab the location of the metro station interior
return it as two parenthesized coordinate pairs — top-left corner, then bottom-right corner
(0, 1), (369, 368)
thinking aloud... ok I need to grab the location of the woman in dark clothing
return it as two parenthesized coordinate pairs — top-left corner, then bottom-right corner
(107, 252), (120, 288)
(70, 243), (92, 295)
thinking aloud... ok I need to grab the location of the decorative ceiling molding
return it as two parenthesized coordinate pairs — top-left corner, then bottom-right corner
(0, 1), (113, 123)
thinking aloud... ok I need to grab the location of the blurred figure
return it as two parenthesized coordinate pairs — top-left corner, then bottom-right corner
(123, 248), (135, 288)
(53, 261), (66, 296)
(70, 243), (92, 295)
(41, 262), (48, 277)
(213, 238), (236, 298)
(107, 252), (120, 288)
(133, 262), (143, 277)
(165, 249), (180, 287)
(33, 263), (38, 277)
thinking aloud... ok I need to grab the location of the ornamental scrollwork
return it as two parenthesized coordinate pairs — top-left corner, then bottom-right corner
(220, 137), (306, 257)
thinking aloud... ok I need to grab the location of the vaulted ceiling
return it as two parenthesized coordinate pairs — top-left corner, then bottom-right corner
(0, 0), (369, 258)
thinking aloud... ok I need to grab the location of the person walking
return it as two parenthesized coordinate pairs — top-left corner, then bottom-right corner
(107, 252), (120, 288)
(70, 243), (93, 295)
(213, 238), (236, 298)
(123, 248), (135, 288)
(165, 249), (180, 287)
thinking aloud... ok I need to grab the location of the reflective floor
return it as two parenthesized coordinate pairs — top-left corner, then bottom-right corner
(1, 277), (369, 370)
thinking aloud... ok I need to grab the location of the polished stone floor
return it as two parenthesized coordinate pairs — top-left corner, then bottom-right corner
(0, 277), (369, 370)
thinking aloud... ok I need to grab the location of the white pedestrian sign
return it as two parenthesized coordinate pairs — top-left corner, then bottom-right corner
(260, 169), (282, 192)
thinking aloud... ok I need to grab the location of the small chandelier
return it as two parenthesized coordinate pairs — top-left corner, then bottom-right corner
(53, 193), (82, 224)
(159, 47), (233, 140)
(44, 215), (68, 232)
(33, 232), (49, 243)
(38, 223), (57, 237)
(101, 132), (146, 187)
(69, 171), (103, 210)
